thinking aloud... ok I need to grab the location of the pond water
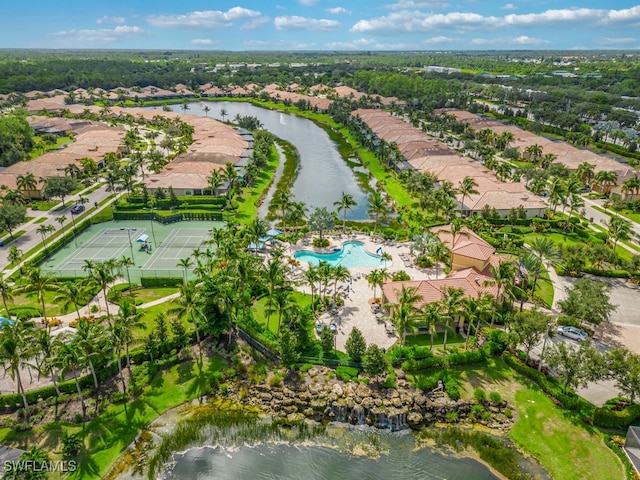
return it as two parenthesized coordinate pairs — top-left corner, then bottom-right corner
(164, 101), (370, 220)
(162, 425), (501, 480)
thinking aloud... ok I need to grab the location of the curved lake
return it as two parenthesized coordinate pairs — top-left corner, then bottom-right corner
(162, 426), (501, 480)
(165, 101), (369, 220)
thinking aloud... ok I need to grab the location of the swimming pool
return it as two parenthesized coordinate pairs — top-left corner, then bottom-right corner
(294, 241), (384, 268)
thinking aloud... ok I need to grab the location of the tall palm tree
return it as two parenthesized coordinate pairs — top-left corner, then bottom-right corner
(36, 224), (56, 252)
(428, 241), (449, 279)
(331, 265), (351, 301)
(55, 338), (88, 419)
(0, 277), (14, 318)
(0, 320), (35, 419)
(439, 287), (464, 349)
(177, 257), (193, 285)
(207, 169), (223, 196)
(220, 108), (228, 122)
(367, 191), (390, 234)
(528, 237), (558, 295)
(15, 267), (58, 323)
(35, 328), (63, 397)
(524, 144), (543, 164)
(594, 170), (618, 194)
(608, 216), (632, 252)
(576, 162), (595, 186)
(203, 105), (210, 117)
(265, 288), (298, 331)
(16, 173), (37, 199)
(53, 281), (87, 321)
(333, 192), (357, 234)
(114, 299), (144, 374)
(169, 284), (205, 358)
(272, 190), (294, 232)
(73, 318), (108, 390)
(262, 257), (286, 331)
(304, 266), (319, 311)
(457, 176), (479, 216)
(421, 303), (441, 350)
(86, 260), (119, 319)
(461, 296), (492, 349)
(366, 268), (390, 301)
(388, 285), (423, 345)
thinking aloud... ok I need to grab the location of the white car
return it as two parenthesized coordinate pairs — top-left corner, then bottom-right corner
(557, 326), (588, 342)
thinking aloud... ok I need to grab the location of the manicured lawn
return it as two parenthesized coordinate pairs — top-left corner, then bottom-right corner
(535, 274), (554, 308)
(130, 287), (180, 304)
(450, 357), (623, 480)
(594, 204), (640, 224)
(7, 290), (84, 318)
(233, 145), (279, 223)
(252, 291), (312, 333)
(404, 331), (465, 349)
(0, 355), (227, 480)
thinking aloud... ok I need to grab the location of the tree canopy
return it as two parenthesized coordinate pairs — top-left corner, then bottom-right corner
(558, 278), (617, 327)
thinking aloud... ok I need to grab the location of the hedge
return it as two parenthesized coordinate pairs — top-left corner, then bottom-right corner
(581, 267), (631, 278)
(502, 351), (592, 412)
(336, 366), (360, 381)
(29, 218), (93, 268)
(401, 349), (486, 372)
(126, 195), (226, 207)
(593, 404), (640, 429)
(140, 276), (183, 288)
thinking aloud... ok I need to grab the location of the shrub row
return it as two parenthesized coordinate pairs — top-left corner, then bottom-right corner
(501, 352), (592, 413)
(127, 195), (226, 207)
(140, 276), (183, 288)
(593, 404), (640, 429)
(401, 349), (486, 372)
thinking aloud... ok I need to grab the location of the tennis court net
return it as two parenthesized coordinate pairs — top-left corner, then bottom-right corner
(160, 237), (207, 249)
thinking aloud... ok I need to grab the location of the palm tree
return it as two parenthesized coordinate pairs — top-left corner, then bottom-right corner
(457, 176), (479, 216)
(594, 170), (618, 194)
(262, 257), (286, 331)
(16, 173), (37, 199)
(528, 237), (558, 295)
(421, 303), (441, 350)
(380, 251), (392, 268)
(55, 338), (88, 419)
(428, 240), (449, 279)
(272, 190), (294, 232)
(53, 281), (87, 321)
(367, 191), (390, 234)
(439, 287), (464, 349)
(177, 257), (193, 285)
(114, 298), (144, 373)
(462, 295), (493, 349)
(220, 108), (228, 122)
(388, 285), (423, 345)
(15, 267), (58, 323)
(524, 144), (543, 164)
(366, 268), (390, 301)
(207, 169), (223, 196)
(265, 288), (298, 331)
(331, 265), (350, 301)
(547, 178), (566, 213)
(576, 162), (595, 185)
(73, 318), (108, 390)
(333, 192), (357, 234)
(0, 320), (35, 419)
(35, 328), (63, 397)
(608, 216), (632, 252)
(304, 266), (319, 311)
(86, 260), (119, 319)
(203, 105), (210, 117)
(36, 224), (56, 252)
(0, 277), (14, 318)
(169, 284), (205, 358)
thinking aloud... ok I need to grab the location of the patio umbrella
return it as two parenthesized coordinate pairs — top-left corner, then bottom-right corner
(266, 228), (283, 237)
(247, 242), (265, 251)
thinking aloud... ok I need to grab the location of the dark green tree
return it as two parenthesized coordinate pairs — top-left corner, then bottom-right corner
(278, 327), (300, 369)
(43, 176), (78, 206)
(558, 278), (616, 328)
(320, 327), (335, 358)
(362, 344), (388, 382)
(345, 327), (366, 363)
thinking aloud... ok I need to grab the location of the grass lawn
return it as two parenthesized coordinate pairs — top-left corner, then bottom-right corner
(130, 287), (179, 304)
(0, 355), (227, 480)
(404, 331), (465, 349)
(594, 204), (640, 224)
(535, 274), (554, 308)
(7, 290), (82, 318)
(449, 357), (623, 480)
(30, 200), (60, 211)
(252, 291), (312, 334)
(233, 145), (279, 223)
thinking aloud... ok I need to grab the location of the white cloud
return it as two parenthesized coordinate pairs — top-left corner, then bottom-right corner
(386, 0), (449, 10)
(274, 16), (341, 31)
(96, 16), (126, 24)
(240, 16), (270, 30)
(147, 7), (261, 29)
(298, 0), (318, 5)
(244, 39), (316, 49)
(471, 35), (549, 46)
(52, 25), (144, 45)
(501, 3), (516, 10)
(351, 6), (640, 34)
(191, 38), (213, 45)
(421, 35), (458, 44)
(327, 7), (351, 15)
(324, 38), (412, 49)
(599, 37), (637, 45)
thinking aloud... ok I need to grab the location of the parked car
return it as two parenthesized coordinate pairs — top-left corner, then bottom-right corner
(557, 326), (588, 341)
(70, 204), (85, 214)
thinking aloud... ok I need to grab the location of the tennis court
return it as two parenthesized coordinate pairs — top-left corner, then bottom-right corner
(43, 220), (223, 282)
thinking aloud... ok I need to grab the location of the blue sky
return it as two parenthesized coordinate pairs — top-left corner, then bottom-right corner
(2, 1), (640, 51)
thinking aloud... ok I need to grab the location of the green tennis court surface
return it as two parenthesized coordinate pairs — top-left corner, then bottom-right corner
(43, 220), (224, 282)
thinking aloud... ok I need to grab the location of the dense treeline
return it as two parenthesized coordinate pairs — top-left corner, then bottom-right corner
(0, 115), (33, 166)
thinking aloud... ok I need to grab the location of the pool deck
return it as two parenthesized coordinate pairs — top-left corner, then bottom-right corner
(290, 233), (441, 350)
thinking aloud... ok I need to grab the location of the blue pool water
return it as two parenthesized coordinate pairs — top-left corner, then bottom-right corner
(294, 241), (384, 268)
